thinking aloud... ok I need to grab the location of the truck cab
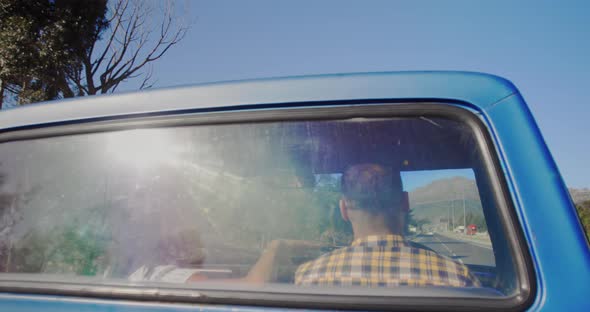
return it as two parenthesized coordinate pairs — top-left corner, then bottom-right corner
(0, 72), (588, 311)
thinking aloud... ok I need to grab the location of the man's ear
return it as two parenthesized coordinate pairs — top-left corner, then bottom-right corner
(339, 199), (350, 222)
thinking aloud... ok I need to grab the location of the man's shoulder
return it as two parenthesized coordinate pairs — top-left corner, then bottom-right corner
(408, 245), (470, 271)
(406, 245), (480, 286)
(294, 242), (480, 287)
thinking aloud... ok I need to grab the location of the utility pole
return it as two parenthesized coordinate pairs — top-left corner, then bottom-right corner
(463, 189), (466, 235)
(448, 205), (451, 232)
(451, 194), (455, 231)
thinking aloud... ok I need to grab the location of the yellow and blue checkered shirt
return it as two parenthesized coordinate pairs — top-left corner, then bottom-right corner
(295, 234), (480, 287)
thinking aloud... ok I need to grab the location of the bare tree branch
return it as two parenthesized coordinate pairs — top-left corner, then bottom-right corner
(66, 66), (89, 96)
(72, 0), (189, 96)
(138, 65), (155, 90)
(91, 0), (127, 76)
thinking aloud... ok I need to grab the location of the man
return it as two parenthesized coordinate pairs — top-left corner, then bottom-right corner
(293, 163), (480, 287)
(186, 163), (480, 287)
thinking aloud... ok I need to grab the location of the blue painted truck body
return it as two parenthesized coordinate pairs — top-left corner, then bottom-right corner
(0, 71), (588, 310)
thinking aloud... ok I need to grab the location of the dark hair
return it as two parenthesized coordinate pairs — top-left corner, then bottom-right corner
(341, 163), (403, 213)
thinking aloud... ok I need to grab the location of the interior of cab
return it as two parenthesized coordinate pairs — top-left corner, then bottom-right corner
(145, 116), (511, 291)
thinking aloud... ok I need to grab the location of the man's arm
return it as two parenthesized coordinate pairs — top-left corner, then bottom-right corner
(243, 240), (282, 283)
(187, 240), (321, 284)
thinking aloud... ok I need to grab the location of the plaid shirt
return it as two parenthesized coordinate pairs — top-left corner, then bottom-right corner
(295, 234), (480, 287)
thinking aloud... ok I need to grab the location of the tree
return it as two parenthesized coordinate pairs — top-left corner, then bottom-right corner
(0, 171), (18, 272)
(0, 0), (188, 108)
(0, 0), (109, 106)
(0, 170), (38, 272)
(576, 200), (590, 241)
(68, 0), (188, 96)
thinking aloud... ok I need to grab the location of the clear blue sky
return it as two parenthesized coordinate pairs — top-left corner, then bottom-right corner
(109, 0), (590, 188)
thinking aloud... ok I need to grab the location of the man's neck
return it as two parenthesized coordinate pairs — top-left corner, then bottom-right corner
(351, 223), (403, 241)
(348, 211), (404, 241)
(353, 228), (395, 241)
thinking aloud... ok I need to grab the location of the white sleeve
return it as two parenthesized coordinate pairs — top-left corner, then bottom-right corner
(128, 265), (149, 282)
(129, 265), (201, 283)
(158, 268), (201, 283)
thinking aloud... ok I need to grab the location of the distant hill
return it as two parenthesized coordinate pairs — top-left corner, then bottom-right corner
(569, 188), (590, 204)
(408, 180), (590, 237)
(409, 176), (480, 205)
(409, 177), (484, 227)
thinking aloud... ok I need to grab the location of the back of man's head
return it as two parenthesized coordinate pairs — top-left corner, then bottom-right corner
(341, 163), (403, 214)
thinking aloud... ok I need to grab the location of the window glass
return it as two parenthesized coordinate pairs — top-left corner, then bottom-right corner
(0, 116), (517, 297)
(402, 169), (494, 284)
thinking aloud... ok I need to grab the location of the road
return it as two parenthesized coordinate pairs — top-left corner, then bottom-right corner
(412, 233), (495, 267)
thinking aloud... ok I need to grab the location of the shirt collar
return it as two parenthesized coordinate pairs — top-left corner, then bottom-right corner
(350, 234), (406, 247)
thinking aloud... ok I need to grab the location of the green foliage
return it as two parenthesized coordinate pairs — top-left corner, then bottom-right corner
(7, 223), (109, 275)
(2, 197), (112, 275)
(44, 224), (110, 276)
(576, 200), (590, 242)
(7, 231), (50, 273)
(188, 169), (352, 250)
(1, 0), (188, 107)
(314, 175), (353, 245)
(0, 0), (108, 104)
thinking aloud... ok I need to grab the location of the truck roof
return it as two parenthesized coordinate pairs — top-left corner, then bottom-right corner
(0, 71), (517, 132)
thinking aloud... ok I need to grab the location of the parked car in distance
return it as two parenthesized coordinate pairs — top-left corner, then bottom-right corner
(0, 72), (588, 311)
(467, 224), (478, 235)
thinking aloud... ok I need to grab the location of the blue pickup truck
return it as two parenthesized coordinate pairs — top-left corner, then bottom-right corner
(0, 72), (587, 311)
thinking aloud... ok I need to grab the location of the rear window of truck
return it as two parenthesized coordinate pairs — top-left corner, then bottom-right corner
(0, 104), (532, 310)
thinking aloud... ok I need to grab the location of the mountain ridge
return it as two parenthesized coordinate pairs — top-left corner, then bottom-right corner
(569, 188), (590, 204)
(409, 176), (484, 228)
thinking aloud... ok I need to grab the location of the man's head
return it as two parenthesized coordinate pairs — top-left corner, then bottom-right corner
(339, 163), (407, 237)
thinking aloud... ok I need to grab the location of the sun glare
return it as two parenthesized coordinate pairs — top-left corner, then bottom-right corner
(104, 129), (180, 170)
